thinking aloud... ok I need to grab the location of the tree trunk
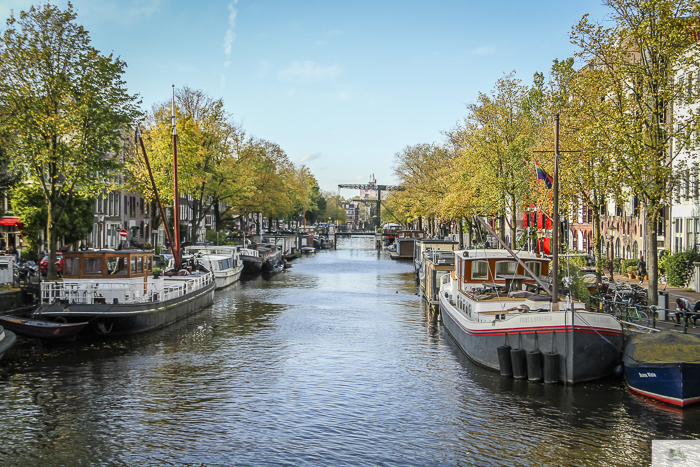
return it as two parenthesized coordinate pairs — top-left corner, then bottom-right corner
(593, 204), (603, 284)
(46, 199), (58, 280)
(646, 205), (659, 306)
(458, 218), (464, 248)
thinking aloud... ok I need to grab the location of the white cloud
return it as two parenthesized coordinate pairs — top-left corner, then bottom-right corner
(473, 46), (496, 56)
(279, 61), (342, 81)
(223, 1), (238, 68)
(298, 152), (322, 163)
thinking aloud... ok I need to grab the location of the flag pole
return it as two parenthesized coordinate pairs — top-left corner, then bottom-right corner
(552, 114), (560, 308)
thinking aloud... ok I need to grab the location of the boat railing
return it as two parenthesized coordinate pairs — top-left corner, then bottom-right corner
(161, 272), (214, 301)
(40, 272), (214, 305)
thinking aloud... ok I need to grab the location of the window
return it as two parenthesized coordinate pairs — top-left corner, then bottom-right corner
(471, 261), (488, 280)
(525, 261), (541, 278)
(146, 256), (152, 272)
(85, 258), (102, 274)
(131, 257), (136, 272)
(495, 261), (517, 277)
(65, 258), (79, 276)
(137, 257), (143, 273)
(107, 256), (128, 275)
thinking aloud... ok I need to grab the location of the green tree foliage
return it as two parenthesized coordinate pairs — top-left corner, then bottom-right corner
(571, 0), (700, 303)
(0, 4), (139, 278)
(11, 183), (93, 255)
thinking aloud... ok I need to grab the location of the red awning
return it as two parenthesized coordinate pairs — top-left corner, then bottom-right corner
(0, 217), (22, 229)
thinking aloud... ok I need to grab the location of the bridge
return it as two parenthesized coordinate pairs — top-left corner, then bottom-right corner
(337, 180), (403, 228)
(334, 230), (376, 237)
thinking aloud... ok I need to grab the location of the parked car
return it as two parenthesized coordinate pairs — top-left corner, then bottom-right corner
(40, 252), (63, 276)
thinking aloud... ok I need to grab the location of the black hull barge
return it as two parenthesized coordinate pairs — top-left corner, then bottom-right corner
(34, 250), (215, 338)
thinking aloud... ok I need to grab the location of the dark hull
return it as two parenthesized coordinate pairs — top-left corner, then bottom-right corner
(0, 328), (17, 360)
(440, 297), (623, 384)
(623, 331), (700, 407)
(241, 256), (264, 273)
(33, 280), (215, 338)
(0, 316), (88, 340)
(625, 362), (700, 407)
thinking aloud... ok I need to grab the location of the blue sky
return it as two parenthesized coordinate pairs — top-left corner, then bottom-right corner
(1, 0), (612, 193)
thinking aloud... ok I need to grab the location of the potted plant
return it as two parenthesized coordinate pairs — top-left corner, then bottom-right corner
(153, 266), (162, 279)
(626, 265), (636, 279)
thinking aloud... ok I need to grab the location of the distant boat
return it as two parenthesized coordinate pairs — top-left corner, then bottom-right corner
(624, 331), (700, 407)
(0, 315), (87, 340)
(185, 245), (244, 289)
(0, 325), (17, 360)
(33, 250), (215, 338)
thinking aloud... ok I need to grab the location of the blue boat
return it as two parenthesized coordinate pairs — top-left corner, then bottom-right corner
(624, 332), (700, 407)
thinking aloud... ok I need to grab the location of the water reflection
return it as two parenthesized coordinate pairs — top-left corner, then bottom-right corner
(1, 237), (700, 466)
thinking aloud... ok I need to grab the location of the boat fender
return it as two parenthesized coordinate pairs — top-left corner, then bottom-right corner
(510, 348), (527, 379)
(497, 345), (513, 377)
(178, 269), (189, 276)
(613, 363), (624, 378)
(526, 350), (543, 382)
(543, 352), (559, 384)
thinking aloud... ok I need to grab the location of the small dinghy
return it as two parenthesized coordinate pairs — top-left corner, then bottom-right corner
(0, 316), (88, 340)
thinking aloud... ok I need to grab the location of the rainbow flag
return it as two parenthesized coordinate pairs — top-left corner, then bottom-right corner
(535, 161), (553, 189)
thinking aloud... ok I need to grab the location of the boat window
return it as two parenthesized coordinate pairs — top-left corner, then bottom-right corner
(146, 256), (152, 271)
(85, 257), (102, 275)
(219, 260), (224, 270)
(131, 257), (136, 273)
(525, 261), (542, 277)
(495, 261), (517, 276)
(137, 257), (143, 273)
(107, 256), (128, 275)
(65, 257), (79, 276)
(472, 260), (489, 279)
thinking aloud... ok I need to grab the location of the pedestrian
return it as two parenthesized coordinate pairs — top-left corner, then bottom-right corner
(637, 255), (647, 286)
(675, 297), (694, 326)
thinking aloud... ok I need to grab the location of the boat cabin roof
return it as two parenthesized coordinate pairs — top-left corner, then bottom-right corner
(396, 230), (426, 239)
(63, 250), (153, 279)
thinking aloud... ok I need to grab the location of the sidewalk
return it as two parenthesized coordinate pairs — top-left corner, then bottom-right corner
(608, 272), (700, 302)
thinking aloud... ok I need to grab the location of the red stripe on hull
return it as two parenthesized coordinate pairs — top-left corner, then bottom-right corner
(627, 385), (700, 407)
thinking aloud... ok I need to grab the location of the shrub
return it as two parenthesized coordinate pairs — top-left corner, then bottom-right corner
(658, 249), (672, 274)
(613, 257), (623, 273)
(621, 259), (638, 274)
(155, 244), (162, 255)
(665, 250), (700, 288)
(20, 247), (37, 261)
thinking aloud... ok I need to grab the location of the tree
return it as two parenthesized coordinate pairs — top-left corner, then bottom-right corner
(451, 73), (536, 248)
(572, 0), (700, 303)
(129, 87), (244, 243)
(0, 4), (140, 278)
(11, 183), (93, 257)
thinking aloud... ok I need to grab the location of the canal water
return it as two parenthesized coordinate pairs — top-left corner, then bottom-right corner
(1, 237), (699, 466)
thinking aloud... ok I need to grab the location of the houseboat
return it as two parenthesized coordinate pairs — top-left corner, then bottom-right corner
(413, 238), (460, 279)
(240, 243), (283, 273)
(388, 230), (427, 260)
(299, 227), (316, 254)
(261, 234), (300, 261)
(421, 249), (455, 305)
(185, 245), (244, 289)
(438, 249), (623, 384)
(33, 250), (215, 337)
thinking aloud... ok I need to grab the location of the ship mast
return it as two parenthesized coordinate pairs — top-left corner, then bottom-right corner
(172, 85), (181, 270)
(552, 114), (560, 308)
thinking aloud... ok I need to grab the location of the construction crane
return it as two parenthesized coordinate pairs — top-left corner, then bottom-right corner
(338, 176), (403, 228)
